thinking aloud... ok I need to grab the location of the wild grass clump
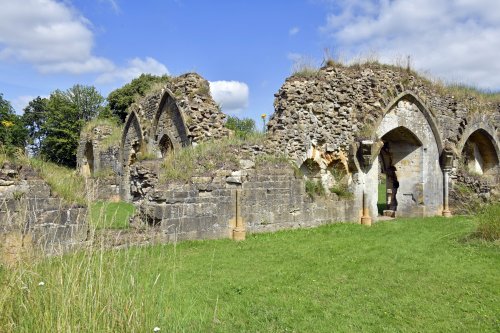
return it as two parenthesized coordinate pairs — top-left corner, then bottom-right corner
(82, 118), (123, 149)
(474, 203), (500, 241)
(28, 158), (86, 205)
(160, 138), (242, 182)
(305, 179), (325, 198)
(291, 55), (320, 78)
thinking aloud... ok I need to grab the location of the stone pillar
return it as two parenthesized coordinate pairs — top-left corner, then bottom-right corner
(360, 191), (372, 226)
(442, 169), (452, 217)
(440, 144), (454, 218)
(232, 189), (246, 241)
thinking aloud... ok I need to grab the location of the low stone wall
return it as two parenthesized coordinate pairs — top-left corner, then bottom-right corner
(137, 165), (359, 242)
(0, 164), (88, 260)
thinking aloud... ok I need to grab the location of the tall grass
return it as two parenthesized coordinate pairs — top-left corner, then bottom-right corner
(160, 135), (270, 183)
(82, 118), (122, 150)
(0, 215), (498, 332)
(474, 203), (500, 241)
(28, 158), (86, 205)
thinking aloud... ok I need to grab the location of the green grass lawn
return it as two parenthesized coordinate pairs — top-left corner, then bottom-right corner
(88, 201), (135, 229)
(1, 216), (498, 332)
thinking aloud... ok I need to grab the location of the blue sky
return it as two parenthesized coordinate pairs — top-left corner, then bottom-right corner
(1, 0), (500, 124)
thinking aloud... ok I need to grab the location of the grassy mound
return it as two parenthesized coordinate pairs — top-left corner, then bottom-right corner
(0, 215), (498, 332)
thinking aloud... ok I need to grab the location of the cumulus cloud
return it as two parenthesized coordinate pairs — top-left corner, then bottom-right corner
(289, 27), (300, 36)
(0, 0), (114, 74)
(96, 57), (169, 84)
(320, 0), (500, 90)
(209, 81), (249, 114)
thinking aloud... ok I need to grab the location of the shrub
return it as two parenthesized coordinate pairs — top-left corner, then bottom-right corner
(474, 204), (500, 241)
(305, 179), (325, 198)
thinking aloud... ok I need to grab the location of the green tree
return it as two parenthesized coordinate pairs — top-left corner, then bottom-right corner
(22, 96), (48, 155)
(107, 74), (170, 122)
(40, 91), (83, 167)
(225, 116), (256, 139)
(65, 84), (105, 121)
(0, 94), (27, 154)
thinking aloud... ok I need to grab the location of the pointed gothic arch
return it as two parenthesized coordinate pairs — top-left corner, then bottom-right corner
(120, 110), (144, 200)
(151, 89), (190, 155)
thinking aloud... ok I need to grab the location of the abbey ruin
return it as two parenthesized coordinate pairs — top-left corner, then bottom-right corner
(75, 64), (499, 242)
(2, 63), (499, 255)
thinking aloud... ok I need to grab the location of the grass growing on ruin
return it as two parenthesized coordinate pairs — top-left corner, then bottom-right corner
(89, 201), (135, 229)
(474, 203), (500, 241)
(1, 214), (499, 332)
(160, 135), (282, 183)
(28, 158), (86, 205)
(82, 117), (123, 149)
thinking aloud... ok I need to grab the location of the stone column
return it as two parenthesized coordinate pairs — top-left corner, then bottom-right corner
(442, 169), (452, 217)
(360, 191), (372, 226)
(232, 189), (246, 240)
(440, 144), (454, 218)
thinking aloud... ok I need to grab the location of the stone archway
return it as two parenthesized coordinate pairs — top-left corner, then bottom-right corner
(378, 127), (423, 216)
(82, 141), (94, 177)
(460, 129), (500, 178)
(158, 133), (174, 158)
(364, 92), (443, 219)
(120, 110), (144, 201)
(151, 89), (190, 157)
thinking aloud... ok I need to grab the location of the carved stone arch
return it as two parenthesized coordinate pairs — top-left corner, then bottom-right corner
(362, 91), (444, 219)
(456, 120), (500, 176)
(152, 89), (190, 153)
(456, 120), (500, 161)
(372, 91), (443, 154)
(120, 110), (144, 200)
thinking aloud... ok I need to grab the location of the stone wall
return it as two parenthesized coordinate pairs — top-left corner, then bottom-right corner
(135, 161), (359, 242)
(0, 163), (88, 259)
(266, 63), (499, 220)
(267, 64), (498, 163)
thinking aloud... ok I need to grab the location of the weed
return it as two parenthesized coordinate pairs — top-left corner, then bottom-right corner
(474, 203), (500, 241)
(305, 179), (325, 198)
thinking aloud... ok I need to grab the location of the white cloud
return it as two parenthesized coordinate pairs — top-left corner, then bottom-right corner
(289, 27), (300, 36)
(320, 0), (500, 90)
(209, 81), (249, 114)
(11, 95), (37, 115)
(0, 0), (113, 74)
(100, 0), (120, 13)
(95, 57), (169, 84)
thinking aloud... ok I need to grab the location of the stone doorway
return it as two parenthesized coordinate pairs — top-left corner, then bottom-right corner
(158, 134), (174, 158)
(82, 142), (94, 177)
(377, 126), (423, 217)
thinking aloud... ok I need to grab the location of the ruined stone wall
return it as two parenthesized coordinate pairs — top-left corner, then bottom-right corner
(127, 73), (230, 147)
(135, 162), (358, 242)
(267, 64), (499, 163)
(77, 124), (121, 176)
(0, 163), (87, 258)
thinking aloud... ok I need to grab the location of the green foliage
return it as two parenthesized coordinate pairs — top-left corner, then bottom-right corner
(1, 216), (498, 331)
(329, 165), (353, 200)
(40, 91), (83, 167)
(305, 179), (325, 198)
(21, 96), (48, 155)
(451, 183), (485, 215)
(224, 116), (256, 139)
(89, 201), (135, 229)
(28, 158), (86, 205)
(0, 94), (27, 155)
(107, 74), (170, 122)
(65, 84), (105, 121)
(474, 203), (500, 241)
